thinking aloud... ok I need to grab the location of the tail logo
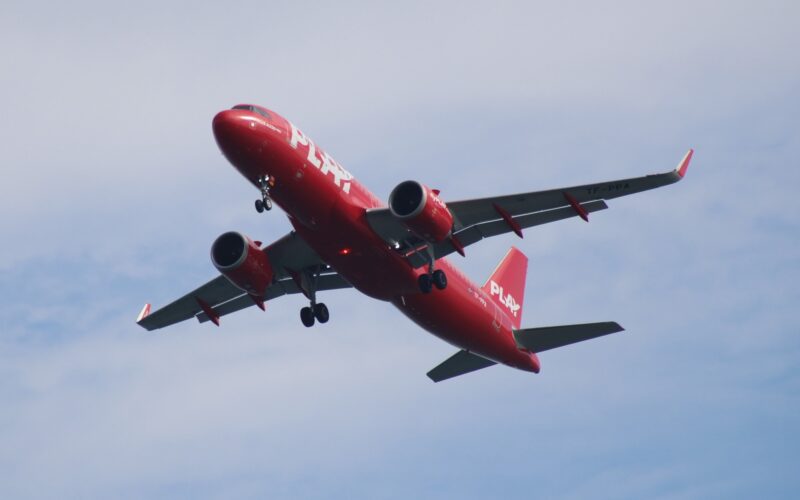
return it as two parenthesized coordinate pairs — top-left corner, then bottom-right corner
(489, 280), (520, 317)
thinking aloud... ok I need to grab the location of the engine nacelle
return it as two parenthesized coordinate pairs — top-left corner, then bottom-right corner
(210, 231), (273, 296)
(388, 180), (453, 242)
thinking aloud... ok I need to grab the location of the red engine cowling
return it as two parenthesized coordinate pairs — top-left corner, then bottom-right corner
(388, 180), (453, 242)
(210, 231), (273, 295)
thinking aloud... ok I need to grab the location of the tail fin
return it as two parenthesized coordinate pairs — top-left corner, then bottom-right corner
(482, 247), (528, 329)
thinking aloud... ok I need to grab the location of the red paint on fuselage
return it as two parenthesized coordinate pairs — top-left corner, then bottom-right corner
(212, 107), (540, 373)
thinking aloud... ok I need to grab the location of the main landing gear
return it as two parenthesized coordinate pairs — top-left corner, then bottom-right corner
(298, 266), (330, 328)
(255, 174), (274, 213)
(416, 243), (448, 294)
(418, 269), (447, 294)
(300, 302), (329, 327)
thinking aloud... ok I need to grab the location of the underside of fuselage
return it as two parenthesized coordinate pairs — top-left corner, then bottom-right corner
(212, 105), (540, 373)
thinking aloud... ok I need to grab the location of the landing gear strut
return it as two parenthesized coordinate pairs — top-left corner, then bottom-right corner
(298, 266), (330, 327)
(255, 175), (274, 213)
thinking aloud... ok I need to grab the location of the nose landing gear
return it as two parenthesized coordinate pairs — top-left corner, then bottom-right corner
(255, 175), (274, 213)
(255, 198), (272, 213)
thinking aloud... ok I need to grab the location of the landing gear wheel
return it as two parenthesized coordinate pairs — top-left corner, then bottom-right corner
(300, 306), (315, 327)
(418, 273), (433, 294)
(256, 175), (274, 212)
(432, 269), (447, 290)
(313, 303), (329, 323)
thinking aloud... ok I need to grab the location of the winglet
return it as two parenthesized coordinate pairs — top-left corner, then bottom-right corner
(675, 149), (694, 179)
(136, 303), (152, 324)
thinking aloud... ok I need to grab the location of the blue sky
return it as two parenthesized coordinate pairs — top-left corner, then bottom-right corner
(1, 1), (798, 498)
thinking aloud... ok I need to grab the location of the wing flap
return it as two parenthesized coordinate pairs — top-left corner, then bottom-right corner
(426, 350), (497, 382)
(513, 322), (624, 353)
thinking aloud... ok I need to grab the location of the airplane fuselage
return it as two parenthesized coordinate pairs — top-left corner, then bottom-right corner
(212, 106), (540, 373)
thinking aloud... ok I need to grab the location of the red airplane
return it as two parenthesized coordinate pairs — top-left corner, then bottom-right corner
(137, 104), (692, 382)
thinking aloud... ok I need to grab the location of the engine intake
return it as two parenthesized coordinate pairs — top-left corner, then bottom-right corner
(211, 231), (273, 295)
(389, 180), (453, 242)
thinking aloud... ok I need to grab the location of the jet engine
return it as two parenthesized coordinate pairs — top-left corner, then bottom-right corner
(210, 231), (273, 295)
(388, 180), (454, 242)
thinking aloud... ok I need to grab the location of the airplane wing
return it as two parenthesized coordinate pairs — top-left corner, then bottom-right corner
(137, 231), (351, 331)
(366, 149), (692, 267)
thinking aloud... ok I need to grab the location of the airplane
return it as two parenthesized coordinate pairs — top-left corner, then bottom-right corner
(136, 103), (692, 382)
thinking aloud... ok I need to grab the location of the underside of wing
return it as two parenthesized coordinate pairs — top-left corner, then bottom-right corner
(137, 231), (352, 331)
(448, 149), (693, 230)
(366, 150), (692, 267)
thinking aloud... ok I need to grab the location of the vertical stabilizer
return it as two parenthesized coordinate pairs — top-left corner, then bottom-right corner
(481, 247), (528, 329)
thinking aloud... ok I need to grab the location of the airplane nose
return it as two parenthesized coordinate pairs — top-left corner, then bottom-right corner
(212, 109), (262, 166)
(213, 110), (250, 145)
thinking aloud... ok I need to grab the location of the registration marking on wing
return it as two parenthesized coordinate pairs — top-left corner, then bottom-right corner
(586, 182), (631, 196)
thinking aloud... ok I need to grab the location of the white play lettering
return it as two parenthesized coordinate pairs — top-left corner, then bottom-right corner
(289, 122), (307, 149)
(306, 140), (322, 168)
(290, 122), (352, 194)
(289, 123), (321, 168)
(321, 151), (353, 189)
(489, 279), (521, 317)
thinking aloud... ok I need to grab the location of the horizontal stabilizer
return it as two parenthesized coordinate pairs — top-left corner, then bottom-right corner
(513, 322), (624, 353)
(427, 350), (497, 382)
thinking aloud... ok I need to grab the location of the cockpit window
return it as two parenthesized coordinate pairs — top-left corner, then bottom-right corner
(231, 104), (271, 119)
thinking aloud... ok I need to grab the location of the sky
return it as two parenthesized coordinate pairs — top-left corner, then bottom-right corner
(1, 0), (798, 498)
